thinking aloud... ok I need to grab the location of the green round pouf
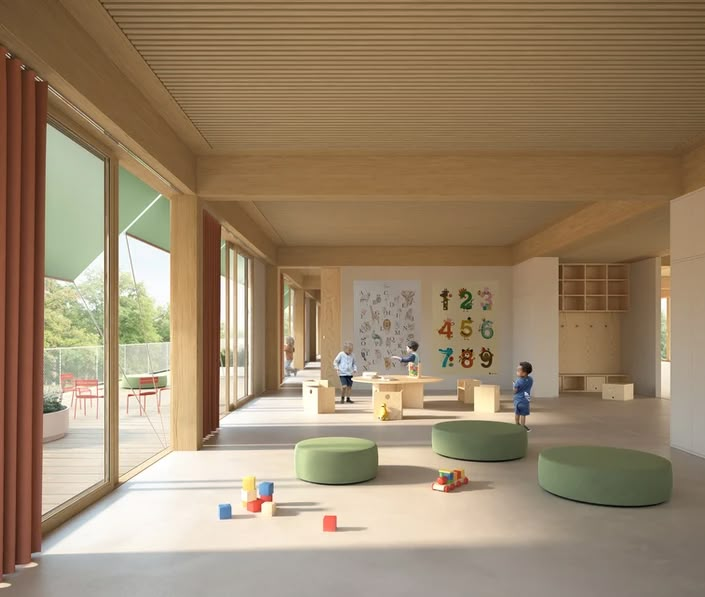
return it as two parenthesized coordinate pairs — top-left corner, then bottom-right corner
(538, 446), (672, 507)
(295, 437), (378, 485)
(432, 420), (527, 462)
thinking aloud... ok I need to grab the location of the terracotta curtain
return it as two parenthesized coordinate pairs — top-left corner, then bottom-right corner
(202, 212), (220, 438)
(0, 50), (48, 579)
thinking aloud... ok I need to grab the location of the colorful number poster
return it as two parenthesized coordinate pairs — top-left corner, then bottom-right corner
(431, 282), (499, 376)
(354, 281), (421, 373)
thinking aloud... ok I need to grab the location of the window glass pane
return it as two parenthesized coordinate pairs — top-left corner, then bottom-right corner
(43, 124), (106, 515)
(237, 253), (248, 400)
(219, 243), (228, 416)
(118, 167), (171, 477)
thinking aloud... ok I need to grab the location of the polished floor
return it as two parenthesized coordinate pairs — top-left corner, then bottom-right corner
(6, 383), (705, 596)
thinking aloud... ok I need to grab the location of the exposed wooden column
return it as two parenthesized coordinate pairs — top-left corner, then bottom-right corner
(320, 268), (341, 386)
(170, 195), (203, 451)
(293, 288), (306, 370)
(264, 264), (281, 391)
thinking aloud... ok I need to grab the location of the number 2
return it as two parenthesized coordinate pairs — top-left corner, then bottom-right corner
(459, 289), (473, 311)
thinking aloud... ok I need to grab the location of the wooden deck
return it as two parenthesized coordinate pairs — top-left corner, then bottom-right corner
(42, 389), (170, 515)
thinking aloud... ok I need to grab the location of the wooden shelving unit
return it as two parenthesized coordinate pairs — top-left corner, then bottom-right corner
(559, 263), (629, 312)
(560, 374), (631, 393)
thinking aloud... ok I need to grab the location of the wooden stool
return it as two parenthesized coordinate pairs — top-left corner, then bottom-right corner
(602, 383), (634, 401)
(373, 390), (403, 420)
(303, 383), (336, 414)
(474, 385), (500, 413)
(457, 379), (481, 404)
(302, 379), (328, 398)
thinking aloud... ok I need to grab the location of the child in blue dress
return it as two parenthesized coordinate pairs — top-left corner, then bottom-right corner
(513, 361), (534, 432)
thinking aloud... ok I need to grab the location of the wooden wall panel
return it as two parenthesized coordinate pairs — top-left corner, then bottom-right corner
(559, 312), (622, 374)
(320, 268), (341, 387)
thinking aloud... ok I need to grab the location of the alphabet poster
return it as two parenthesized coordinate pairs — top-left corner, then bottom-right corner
(431, 282), (499, 376)
(354, 281), (421, 373)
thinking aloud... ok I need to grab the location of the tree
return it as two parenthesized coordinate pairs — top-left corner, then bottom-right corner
(44, 269), (169, 347)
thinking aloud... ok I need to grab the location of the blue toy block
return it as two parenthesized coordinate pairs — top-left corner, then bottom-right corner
(218, 503), (232, 520)
(258, 481), (274, 497)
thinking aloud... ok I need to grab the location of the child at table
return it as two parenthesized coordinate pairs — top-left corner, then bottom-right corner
(514, 361), (534, 432)
(333, 341), (358, 404)
(391, 340), (420, 376)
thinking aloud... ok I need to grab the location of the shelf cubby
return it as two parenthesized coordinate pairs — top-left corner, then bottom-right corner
(559, 262), (629, 313)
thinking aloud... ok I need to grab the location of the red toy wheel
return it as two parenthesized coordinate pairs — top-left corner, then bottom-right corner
(463, 478), (469, 485)
(443, 486), (449, 493)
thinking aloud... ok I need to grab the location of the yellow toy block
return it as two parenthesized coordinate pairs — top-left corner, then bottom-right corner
(242, 476), (256, 491)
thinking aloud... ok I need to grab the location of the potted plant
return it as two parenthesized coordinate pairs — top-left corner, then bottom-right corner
(43, 388), (69, 443)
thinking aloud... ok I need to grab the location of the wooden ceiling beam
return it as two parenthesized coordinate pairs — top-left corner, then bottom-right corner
(278, 246), (513, 268)
(682, 141), (705, 194)
(205, 201), (277, 264)
(197, 153), (680, 202)
(512, 199), (668, 264)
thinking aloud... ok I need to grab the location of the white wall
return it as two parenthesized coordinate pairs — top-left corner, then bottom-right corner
(671, 188), (705, 458)
(513, 258), (559, 398)
(620, 258), (661, 396)
(253, 259), (266, 395)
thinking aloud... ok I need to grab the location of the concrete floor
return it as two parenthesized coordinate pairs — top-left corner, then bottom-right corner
(5, 387), (705, 596)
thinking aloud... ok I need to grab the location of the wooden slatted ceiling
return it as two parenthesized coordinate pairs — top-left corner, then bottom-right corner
(100, 1), (705, 153)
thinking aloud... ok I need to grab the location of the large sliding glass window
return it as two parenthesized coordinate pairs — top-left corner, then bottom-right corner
(118, 167), (171, 477)
(219, 237), (255, 412)
(42, 124), (107, 515)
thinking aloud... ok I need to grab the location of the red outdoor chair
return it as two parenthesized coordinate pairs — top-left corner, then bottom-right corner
(60, 373), (75, 407)
(126, 376), (161, 416)
(73, 379), (103, 419)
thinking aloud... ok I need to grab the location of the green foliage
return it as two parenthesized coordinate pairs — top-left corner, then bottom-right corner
(43, 389), (66, 414)
(44, 270), (170, 349)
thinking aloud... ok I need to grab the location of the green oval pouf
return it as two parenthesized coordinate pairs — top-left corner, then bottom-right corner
(295, 437), (378, 485)
(538, 446), (672, 507)
(432, 420), (527, 462)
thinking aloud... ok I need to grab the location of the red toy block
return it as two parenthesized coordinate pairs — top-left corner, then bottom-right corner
(260, 495), (273, 502)
(247, 499), (263, 513)
(323, 515), (337, 532)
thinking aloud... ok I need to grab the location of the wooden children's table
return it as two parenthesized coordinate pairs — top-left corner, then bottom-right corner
(352, 375), (443, 409)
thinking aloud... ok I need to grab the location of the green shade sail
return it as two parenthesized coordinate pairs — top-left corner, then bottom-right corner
(45, 124), (170, 281)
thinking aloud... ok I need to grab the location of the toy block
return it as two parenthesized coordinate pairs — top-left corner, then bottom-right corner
(242, 476), (256, 491)
(260, 495), (273, 502)
(323, 515), (337, 532)
(218, 504), (232, 520)
(241, 489), (257, 504)
(262, 502), (277, 517)
(258, 481), (274, 497)
(247, 499), (263, 513)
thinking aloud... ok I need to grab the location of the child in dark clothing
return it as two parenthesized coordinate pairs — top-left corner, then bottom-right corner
(391, 341), (420, 376)
(514, 361), (534, 431)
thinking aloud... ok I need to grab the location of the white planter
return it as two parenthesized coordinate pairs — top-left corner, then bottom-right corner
(43, 407), (69, 443)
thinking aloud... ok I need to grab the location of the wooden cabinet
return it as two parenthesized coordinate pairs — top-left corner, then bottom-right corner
(560, 374), (631, 393)
(559, 263), (628, 312)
